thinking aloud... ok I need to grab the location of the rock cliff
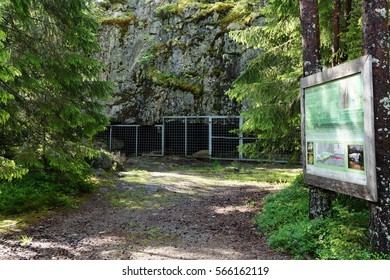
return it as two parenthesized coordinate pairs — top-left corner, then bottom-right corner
(98, 0), (261, 125)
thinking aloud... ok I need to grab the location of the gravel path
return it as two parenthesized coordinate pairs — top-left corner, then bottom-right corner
(0, 157), (291, 260)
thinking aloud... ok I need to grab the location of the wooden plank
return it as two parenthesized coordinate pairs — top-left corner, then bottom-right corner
(304, 174), (376, 202)
(301, 56), (368, 88)
(363, 55), (377, 201)
(300, 85), (307, 175)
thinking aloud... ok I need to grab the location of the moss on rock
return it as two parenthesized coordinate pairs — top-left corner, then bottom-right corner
(100, 15), (137, 30)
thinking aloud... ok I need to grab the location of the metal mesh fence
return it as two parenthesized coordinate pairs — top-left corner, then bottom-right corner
(96, 116), (258, 161)
(241, 137), (258, 159)
(95, 125), (139, 156)
(187, 117), (209, 156)
(139, 125), (164, 156)
(211, 117), (241, 160)
(163, 117), (209, 157)
(163, 118), (186, 156)
(95, 127), (110, 150)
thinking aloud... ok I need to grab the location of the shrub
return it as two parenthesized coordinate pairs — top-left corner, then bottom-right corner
(256, 174), (390, 260)
(256, 174), (308, 234)
(0, 171), (93, 214)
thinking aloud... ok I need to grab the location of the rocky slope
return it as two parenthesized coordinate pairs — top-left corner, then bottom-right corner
(98, 0), (262, 125)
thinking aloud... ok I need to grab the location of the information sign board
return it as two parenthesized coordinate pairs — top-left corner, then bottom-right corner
(301, 56), (377, 201)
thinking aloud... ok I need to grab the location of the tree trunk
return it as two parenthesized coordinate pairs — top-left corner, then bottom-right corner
(340, 0), (353, 62)
(300, 0), (333, 219)
(332, 0), (341, 66)
(344, 0), (353, 23)
(300, 0), (322, 76)
(362, 0), (390, 253)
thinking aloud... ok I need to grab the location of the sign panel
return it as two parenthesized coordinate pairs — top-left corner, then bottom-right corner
(301, 56), (377, 201)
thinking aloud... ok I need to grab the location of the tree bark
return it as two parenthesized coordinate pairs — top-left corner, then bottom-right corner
(344, 0), (353, 22)
(340, 0), (353, 62)
(300, 0), (333, 219)
(300, 0), (322, 76)
(332, 0), (341, 66)
(362, 0), (390, 253)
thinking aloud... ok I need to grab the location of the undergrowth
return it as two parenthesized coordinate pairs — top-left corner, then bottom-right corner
(256, 174), (390, 260)
(0, 171), (94, 215)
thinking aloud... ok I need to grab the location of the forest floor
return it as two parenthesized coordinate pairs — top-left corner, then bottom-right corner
(0, 156), (300, 260)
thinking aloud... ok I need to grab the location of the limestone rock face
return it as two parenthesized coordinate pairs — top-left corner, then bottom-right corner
(98, 0), (260, 125)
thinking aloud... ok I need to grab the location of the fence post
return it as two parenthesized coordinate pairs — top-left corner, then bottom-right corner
(109, 126), (112, 151)
(135, 126), (139, 157)
(162, 118), (165, 156)
(239, 117), (244, 160)
(184, 117), (188, 156)
(208, 117), (212, 158)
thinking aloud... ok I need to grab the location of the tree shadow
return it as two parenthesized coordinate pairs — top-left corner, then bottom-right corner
(0, 159), (293, 260)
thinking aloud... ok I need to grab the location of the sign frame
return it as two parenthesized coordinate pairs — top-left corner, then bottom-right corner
(301, 55), (377, 202)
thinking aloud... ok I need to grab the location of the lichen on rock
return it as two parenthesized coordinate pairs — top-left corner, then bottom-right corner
(98, 0), (261, 125)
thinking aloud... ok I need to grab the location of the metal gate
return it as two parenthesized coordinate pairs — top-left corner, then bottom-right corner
(96, 116), (257, 161)
(95, 124), (164, 157)
(163, 116), (256, 160)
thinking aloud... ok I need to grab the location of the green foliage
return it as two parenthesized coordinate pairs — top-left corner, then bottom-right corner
(227, 1), (302, 160)
(257, 174), (308, 234)
(227, 0), (363, 161)
(155, 3), (177, 19)
(170, 160), (298, 184)
(0, 157), (28, 181)
(155, 72), (202, 95)
(155, 0), (257, 28)
(0, 171), (93, 214)
(87, 0), (111, 18)
(256, 175), (390, 260)
(100, 15), (136, 31)
(0, 1), (28, 181)
(267, 219), (326, 258)
(0, 0), (113, 183)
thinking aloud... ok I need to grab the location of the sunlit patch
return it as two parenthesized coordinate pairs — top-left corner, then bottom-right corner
(0, 219), (23, 233)
(132, 246), (248, 260)
(212, 205), (252, 214)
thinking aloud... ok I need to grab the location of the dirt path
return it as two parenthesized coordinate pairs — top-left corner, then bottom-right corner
(0, 157), (294, 260)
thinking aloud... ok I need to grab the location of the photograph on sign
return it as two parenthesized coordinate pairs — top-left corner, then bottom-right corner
(301, 55), (376, 201)
(348, 145), (364, 171)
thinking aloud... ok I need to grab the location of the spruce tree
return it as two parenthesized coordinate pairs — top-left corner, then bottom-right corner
(0, 0), (28, 181)
(227, 0), (362, 160)
(0, 0), (113, 183)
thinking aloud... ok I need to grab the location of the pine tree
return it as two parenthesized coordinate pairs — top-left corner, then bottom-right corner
(362, 0), (390, 253)
(0, 0), (113, 183)
(300, 0), (334, 219)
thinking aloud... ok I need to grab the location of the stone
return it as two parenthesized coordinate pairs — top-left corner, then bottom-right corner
(192, 150), (210, 159)
(98, 0), (261, 125)
(91, 151), (114, 170)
